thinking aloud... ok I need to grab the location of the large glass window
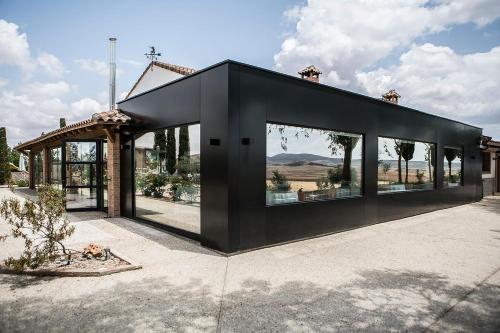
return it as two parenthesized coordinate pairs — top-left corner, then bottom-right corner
(266, 123), (363, 205)
(102, 141), (108, 209)
(64, 141), (98, 210)
(49, 147), (62, 189)
(378, 137), (435, 193)
(443, 147), (463, 188)
(65, 142), (97, 162)
(134, 124), (200, 234)
(34, 152), (43, 187)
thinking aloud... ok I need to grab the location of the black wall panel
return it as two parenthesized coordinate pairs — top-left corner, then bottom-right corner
(118, 60), (483, 253)
(199, 65), (231, 252)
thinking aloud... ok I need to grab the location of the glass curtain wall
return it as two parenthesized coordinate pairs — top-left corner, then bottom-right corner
(378, 137), (435, 193)
(266, 123), (363, 205)
(443, 147), (463, 187)
(64, 141), (98, 209)
(134, 124), (200, 234)
(49, 147), (62, 189)
(102, 141), (108, 210)
(34, 152), (43, 187)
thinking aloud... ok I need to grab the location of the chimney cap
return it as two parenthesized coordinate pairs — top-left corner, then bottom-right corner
(382, 89), (401, 104)
(298, 65), (322, 76)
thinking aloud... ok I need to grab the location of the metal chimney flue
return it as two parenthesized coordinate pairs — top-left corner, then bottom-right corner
(109, 37), (117, 110)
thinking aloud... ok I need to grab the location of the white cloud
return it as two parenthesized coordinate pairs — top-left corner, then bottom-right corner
(0, 88), (106, 146)
(119, 58), (144, 66)
(357, 43), (500, 131)
(37, 52), (65, 77)
(22, 81), (71, 98)
(274, 0), (500, 88)
(75, 58), (123, 77)
(0, 19), (35, 73)
(70, 97), (106, 119)
(0, 77), (8, 88)
(119, 91), (129, 100)
(75, 58), (108, 76)
(274, 0), (500, 138)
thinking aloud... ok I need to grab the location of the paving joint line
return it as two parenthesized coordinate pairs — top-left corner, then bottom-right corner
(423, 265), (500, 332)
(216, 257), (230, 333)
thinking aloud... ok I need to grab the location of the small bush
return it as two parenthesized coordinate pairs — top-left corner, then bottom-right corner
(327, 165), (343, 185)
(16, 179), (29, 187)
(142, 173), (167, 198)
(0, 185), (75, 271)
(270, 170), (291, 192)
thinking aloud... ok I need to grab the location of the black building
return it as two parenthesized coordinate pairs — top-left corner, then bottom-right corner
(116, 60), (483, 253)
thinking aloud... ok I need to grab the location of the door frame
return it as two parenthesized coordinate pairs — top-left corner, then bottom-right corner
(62, 139), (103, 211)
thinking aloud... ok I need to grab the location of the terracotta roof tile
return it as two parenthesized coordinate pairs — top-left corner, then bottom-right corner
(298, 65), (322, 75)
(15, 109), (130, 151)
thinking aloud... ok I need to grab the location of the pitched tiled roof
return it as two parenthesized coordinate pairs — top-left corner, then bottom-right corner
(482, 135), (500, 149)
(125, 61), (196, 99)
(92, 109), (131, 123)
(15, 110), (131, 151)
(298, 65), (322, 75)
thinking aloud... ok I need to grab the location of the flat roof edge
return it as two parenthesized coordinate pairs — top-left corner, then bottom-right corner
(118, 59), (482, 131)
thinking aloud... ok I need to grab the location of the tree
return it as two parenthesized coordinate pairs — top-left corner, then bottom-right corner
(153, 130), (167, 172)
(326, 134), (359, 186)
(382, 162), (391, 177)
(383, 139), (402, 183)
(0, 127), (10, 184)
(0, 185), (75, 271)
(166, 128), (176, 175)
(425, 144), (434, 182)
(400, 142), (415, 183)
(444, 148), (457, 180)
(7, 146), (20, 167)
(178, 125), (190, 162)
(393, 140), (403, 183)
(59, 118), (66, 128)
(270, 170), (291, 192)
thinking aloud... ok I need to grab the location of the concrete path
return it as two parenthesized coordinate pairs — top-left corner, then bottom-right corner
(0, 187), (499, 332)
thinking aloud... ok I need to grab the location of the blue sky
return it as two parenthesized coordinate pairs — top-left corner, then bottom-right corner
(1, 0), (499, 145)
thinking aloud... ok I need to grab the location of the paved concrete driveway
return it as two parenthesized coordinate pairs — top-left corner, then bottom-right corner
(0, 187), (499, 332)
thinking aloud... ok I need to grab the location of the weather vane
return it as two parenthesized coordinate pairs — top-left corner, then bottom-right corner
(145, 46), (162, 70)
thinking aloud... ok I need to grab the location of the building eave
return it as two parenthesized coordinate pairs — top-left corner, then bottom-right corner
(15, 110), (131, 152)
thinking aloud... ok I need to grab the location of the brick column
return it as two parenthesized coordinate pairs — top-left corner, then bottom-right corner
(107, 132), (121, 217)
(28, 151), (35, 189)
(42, 147), (50, 184)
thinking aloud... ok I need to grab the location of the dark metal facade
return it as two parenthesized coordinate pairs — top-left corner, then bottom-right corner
(118, 61), (483, 253)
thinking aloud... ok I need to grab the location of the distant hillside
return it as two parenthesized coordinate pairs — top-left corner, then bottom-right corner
(379, 159), (461, 170)
(267, 153), (343, 166)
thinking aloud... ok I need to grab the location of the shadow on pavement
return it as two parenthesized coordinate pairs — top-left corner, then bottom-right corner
(1, 269), (498, 332)
(105, 217), (220, 257)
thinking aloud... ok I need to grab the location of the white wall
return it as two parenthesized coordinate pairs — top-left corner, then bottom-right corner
(128, 66), (184, 98)
(482, 150), (497, 179)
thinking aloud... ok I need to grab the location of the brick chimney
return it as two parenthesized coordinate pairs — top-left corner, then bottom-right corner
(299, 65), (322, 83)
(382, 89), (401, 104)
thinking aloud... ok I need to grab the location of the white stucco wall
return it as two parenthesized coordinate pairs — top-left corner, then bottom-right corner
(482, 150), (497, 179)
(128, 66), (184, 98)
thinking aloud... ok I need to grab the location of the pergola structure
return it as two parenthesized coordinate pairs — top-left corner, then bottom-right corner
(15, 110), (131, 217)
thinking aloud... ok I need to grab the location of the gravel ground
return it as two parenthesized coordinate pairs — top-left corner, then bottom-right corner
(0, 187), (499, 332)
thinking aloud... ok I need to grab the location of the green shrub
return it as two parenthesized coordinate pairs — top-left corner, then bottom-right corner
(270, 170), (291, 192)
(143, 173), (167, 198)
(0, 185), (75, 271)
(327, 165), (343, 185)
(16, 179), (29, 187)
(416, 169), (425, 184)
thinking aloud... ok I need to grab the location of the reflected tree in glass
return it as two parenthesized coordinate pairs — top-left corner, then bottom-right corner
(400, 142), (415, 183)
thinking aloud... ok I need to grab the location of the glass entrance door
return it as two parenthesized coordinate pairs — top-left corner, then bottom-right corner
(62, 140), (101, 210)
